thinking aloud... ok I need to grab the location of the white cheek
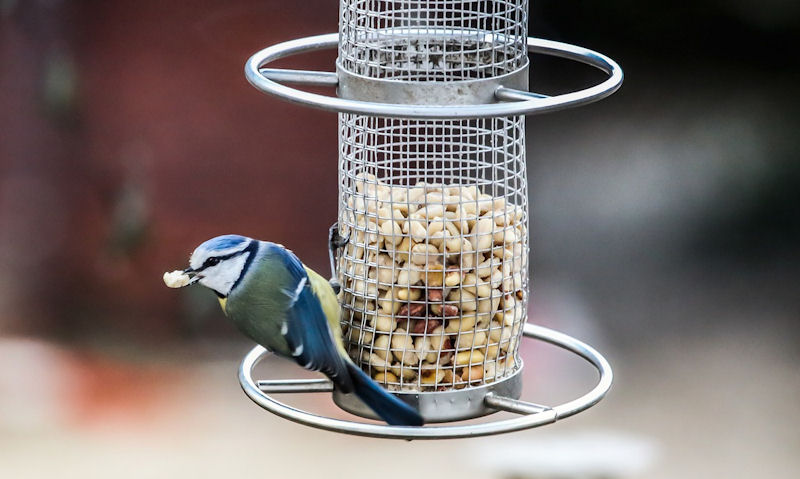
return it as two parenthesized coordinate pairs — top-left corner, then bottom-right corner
(198, 254), (249, 295)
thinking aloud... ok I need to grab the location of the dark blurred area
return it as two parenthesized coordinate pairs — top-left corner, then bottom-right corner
(1, 1), (798, 478)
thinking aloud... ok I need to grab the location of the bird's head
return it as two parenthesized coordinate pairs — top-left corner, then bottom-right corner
(170, 234), (258, 297)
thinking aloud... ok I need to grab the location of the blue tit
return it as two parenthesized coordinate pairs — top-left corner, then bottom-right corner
(165, 234), (424, 426)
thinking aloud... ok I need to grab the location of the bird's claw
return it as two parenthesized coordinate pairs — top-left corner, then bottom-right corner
(329, 222), (350, 249)
(328, 222), (348, 293)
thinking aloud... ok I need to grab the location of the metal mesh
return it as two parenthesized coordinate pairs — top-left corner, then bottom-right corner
(339, 0), (528, 80)
(337, 114), (528, 391)
(335, 0), (529, 393)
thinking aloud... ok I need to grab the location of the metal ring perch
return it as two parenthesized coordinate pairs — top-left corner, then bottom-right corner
(238, 323), (612, 440)
(244, 33), (623, 119)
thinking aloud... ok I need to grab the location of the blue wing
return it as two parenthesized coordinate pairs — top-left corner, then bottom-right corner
(274, 245), (353, 393)
(269, 244), (424, 425)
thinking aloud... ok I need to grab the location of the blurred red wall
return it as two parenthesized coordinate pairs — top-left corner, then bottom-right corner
(1, 1), (342, 339)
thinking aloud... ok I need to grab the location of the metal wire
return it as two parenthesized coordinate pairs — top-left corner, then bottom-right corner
(240, 322), (613, 438)
(334, 0), (530, 395)
(337, 114), (528, 391)
(339, 1), (528, 80)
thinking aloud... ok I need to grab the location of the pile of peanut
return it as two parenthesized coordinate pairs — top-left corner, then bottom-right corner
(340, 173), (526, 391)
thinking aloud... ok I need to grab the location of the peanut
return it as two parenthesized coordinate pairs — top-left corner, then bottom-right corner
(353, 172), (378, 194)
(340, 178), (526, 390)
(483, 361), (497, 381)
(427, 229), (448, 249)
(444, 270), (462, 287)
(414, 336), (438, 363)
(461, 365), (484, 382)
(407, 186), (426, 204)
(367, 352), (389, 369)
(421, 368), (446, 385)
(429, 326), (449, 350)
(460, 201), (478, 216)
(395, 286), (422, 302)
(379, 220), (403, 245)
(396, 302), (425, 318)
(441, 369), (456, 385)
(455, 331), (487, 350)
(412, 319), (441, 335)
(410, 243), (441, 265)
(492, 245), (514, 261)
(459, 248), (477, 270)
(502, 272), (522, 293)
(474, 257), (494, 278)
(448, 288), (477, 311)
(426, 204), (446, 219)
(483, 343), (501, 360)
(421, 263), (445, 287)
(391, 329), (419, 365)
(470, 218), (495, 252)
(372, 313), (396, 332)
(455, 349), (485, 367)
(477, 295), (501, 316)
(392, 237), (413, 263)
(489, 323), (512, 344)
(489, 267), (504, 289)
(390, 364), (418, 380)
(372, 334), (391, 360)
(445, 314), (477, 333)
(352, 279), (378, 298)
(395, 266), (420, 286)
(378, 290), (400, 315)
(404, 219), (427, 243)
(375, 264), (397, 287)
(427, 288), (443, 302)
(348, 325), (374, 345)
(374, 371), (398, 383)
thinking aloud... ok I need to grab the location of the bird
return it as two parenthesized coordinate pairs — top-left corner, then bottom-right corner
(164, 234), (424, 426)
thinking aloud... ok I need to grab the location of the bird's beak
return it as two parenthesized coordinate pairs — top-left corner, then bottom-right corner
(183, 267), (201, 285)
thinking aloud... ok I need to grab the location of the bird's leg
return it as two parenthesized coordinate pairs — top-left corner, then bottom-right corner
(327, 222), (350, 294)
(329, 222), (350, 249)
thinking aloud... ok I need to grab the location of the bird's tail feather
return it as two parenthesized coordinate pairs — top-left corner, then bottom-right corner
(345, 362), (424, 426)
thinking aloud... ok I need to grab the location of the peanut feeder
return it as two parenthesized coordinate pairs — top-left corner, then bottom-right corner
(240, 0), (620, 434)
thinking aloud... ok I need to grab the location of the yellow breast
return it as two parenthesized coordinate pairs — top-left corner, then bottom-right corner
(217, 297), (228, 314)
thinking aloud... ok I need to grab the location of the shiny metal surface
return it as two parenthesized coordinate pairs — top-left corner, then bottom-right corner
(332, 368), (523, 423)
(238, 322), (613, 439)
(244, 33), (622, 118)
(483, 392), (551, 415)
(257, 379), (334, 393)
(338, 2), (528, 80)
(259, 68), (338, 87)
(336, 62), (528, 105)
(336, 113), (529, 393)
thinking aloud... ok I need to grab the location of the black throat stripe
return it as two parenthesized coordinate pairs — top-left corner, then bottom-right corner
(228, 240), (260, 295)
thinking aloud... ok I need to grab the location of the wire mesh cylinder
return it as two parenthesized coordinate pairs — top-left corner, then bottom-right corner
(336, 1), (529, 398)
(339, 0), (528, 80)
(338, 115), (528, 392)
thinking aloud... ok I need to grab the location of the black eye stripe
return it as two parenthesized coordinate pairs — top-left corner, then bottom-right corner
(195, 249), (247, 272)
(203, 257), (220, 268)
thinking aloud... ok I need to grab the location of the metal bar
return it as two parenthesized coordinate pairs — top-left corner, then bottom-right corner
(484, 393), (553, 416)
(257, 378), (334, 393)
(238, 323), (612, 439)
(522, 323), (614, 421)
(244, 33), (623, 118)
(495, 87), (549, 101)
(259, 68), (339, 87)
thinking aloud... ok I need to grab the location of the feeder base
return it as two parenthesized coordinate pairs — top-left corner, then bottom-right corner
(238, 323), (612, 439)
(333, 368), (523, 423)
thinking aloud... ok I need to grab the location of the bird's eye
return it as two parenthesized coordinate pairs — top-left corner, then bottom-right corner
(204, 257), (221, 268)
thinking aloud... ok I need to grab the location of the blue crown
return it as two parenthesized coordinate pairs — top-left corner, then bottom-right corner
(199, 234), (250, 253)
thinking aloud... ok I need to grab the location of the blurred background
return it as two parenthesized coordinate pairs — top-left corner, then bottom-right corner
(1, 0), (798, 477)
